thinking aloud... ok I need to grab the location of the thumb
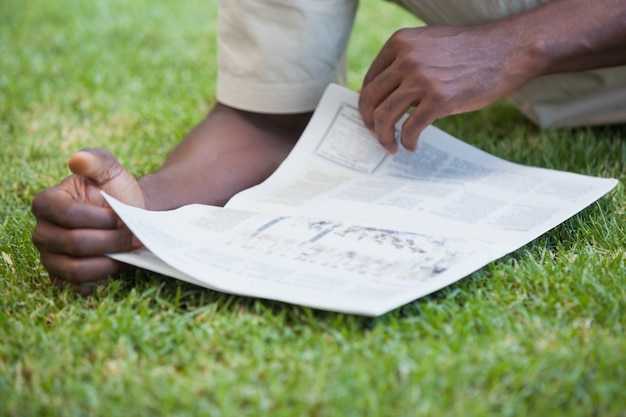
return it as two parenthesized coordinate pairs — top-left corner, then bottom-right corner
(69, 148), (145, 208)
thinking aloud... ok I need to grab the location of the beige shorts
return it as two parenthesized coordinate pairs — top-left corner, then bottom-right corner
(217, 0), (358, 114)
(217, 0), (626, 127)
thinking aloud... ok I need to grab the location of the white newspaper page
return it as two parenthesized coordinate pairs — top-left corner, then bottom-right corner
(105, 194), (493, 316)
(228, 84), (617, 248)
(106, 84), (618, 316)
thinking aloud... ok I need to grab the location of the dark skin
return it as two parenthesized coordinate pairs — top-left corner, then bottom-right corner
(32, 0), (626, 293)
(359, 0), (626, 153)
(31, 104), (312, 294)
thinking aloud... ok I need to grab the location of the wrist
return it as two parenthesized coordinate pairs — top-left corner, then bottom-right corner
(137, 173), (166, 211)
(485, 15), (551, 81)
(137, 174), (159, 210)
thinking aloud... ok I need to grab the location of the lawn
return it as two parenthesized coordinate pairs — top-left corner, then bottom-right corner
(1, 0), (625, 416)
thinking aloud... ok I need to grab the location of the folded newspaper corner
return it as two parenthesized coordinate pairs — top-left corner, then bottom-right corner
(104, 84), (619, 317)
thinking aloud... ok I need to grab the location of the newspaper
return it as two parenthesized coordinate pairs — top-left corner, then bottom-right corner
(105, 84), (618, 316)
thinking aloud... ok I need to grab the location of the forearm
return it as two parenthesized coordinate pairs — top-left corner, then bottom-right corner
(502, 0), (626, 75)
(138, 103), (312, 210)
(546, 46), (626, 74)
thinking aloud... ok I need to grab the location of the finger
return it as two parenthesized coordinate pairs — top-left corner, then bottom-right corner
(71, 283), (96, 297)
(69, 148), (120, 185)
(33, 220), (138, 256)
(51, 274), (122, 296)
(41, 252), (132, 284)
(32, 187), (119, 229)
(52, 275), (93, 297)
(49, 275), (81, 295)
(69, 148), (145, 208)
(359, 67), (399, 133)
(371, 88), (421, 154)
(399, 99), (438, 152)
(50, 275), (67, 291)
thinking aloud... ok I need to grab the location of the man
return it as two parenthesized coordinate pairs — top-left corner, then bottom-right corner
(31, 0), (626, 294)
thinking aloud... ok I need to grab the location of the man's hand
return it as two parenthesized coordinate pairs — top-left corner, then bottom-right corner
(359, 24), (542, 154)
(359, 0), (626, 154)
(31, 148), (144, 295)
(31, 104), (310, 294)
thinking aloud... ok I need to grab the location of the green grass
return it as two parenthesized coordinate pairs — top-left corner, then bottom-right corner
(1, 0), (625, 416)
